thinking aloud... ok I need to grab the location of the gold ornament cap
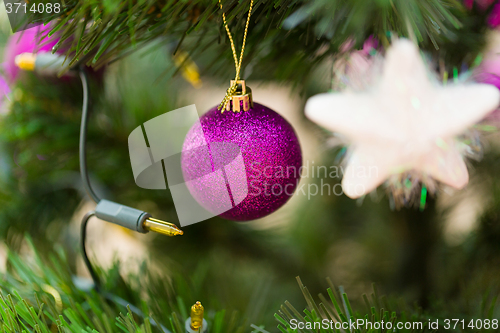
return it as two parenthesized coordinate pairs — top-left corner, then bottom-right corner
(223, 80), (254, 112)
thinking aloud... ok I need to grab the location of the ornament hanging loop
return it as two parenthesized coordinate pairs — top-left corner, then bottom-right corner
(218, 0), (254, 112)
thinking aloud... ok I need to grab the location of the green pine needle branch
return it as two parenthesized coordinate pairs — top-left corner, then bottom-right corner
(0, 237), (254, 333)
(276, 277), (430, 333)
(23, 0), (472, 84)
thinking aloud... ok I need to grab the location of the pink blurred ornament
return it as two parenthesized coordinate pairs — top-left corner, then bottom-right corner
(0, 75), (11, 113)
(362, 36), (378, 55)
(333, 36), (380, 91)
(474, 44), (500, 119)
(464, 0), (496, 10)
(488, 2), (500, 27)
(3, 24), (60, 83)
(475, 57), (500, 89)
(3, 24), (106, 86)
(463, 0), (500, 27)
(181, 103), (302, 221)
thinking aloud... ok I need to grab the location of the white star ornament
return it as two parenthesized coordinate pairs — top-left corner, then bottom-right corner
(305, 39), (500, 199)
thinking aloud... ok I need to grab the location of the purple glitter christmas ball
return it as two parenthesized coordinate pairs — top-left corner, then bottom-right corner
(181, 103), (302, 221)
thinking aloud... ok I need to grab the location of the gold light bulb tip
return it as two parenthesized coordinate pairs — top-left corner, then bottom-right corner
(15, 53), (36, 71)
(190, 301), (204, 330)
(143, 218), (183, 237)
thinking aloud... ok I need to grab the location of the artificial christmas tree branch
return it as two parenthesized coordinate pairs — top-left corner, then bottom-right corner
(26, 0), (471, 83)
(0, 237), (254, 333)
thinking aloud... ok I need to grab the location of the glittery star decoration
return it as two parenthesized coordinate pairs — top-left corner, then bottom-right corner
(306, 39), (500, 199)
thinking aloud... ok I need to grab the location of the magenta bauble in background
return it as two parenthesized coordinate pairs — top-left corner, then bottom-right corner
(463, 0), (500, 27)
(475, 57), (500, 90)
(181, 103), (302, 221)
(0, 75), (11, 113)
(474, 55), (500, 120)
(3, 25), (60, 83)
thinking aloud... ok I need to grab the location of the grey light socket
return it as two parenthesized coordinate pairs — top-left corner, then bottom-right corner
(95, 200), (150, 233)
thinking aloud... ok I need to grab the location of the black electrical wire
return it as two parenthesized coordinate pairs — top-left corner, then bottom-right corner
(79, 68), (100, 204)
(81, 212), (171, 332)
(79, 67), (102, 293)
(80, 211), (102, 292)
(78, 68), (172, 332)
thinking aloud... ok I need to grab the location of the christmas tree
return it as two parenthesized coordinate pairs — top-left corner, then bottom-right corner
(0, 0), (500, 332)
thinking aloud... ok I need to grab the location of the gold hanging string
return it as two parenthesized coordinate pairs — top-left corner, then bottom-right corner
(218, 0), (254, 111)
